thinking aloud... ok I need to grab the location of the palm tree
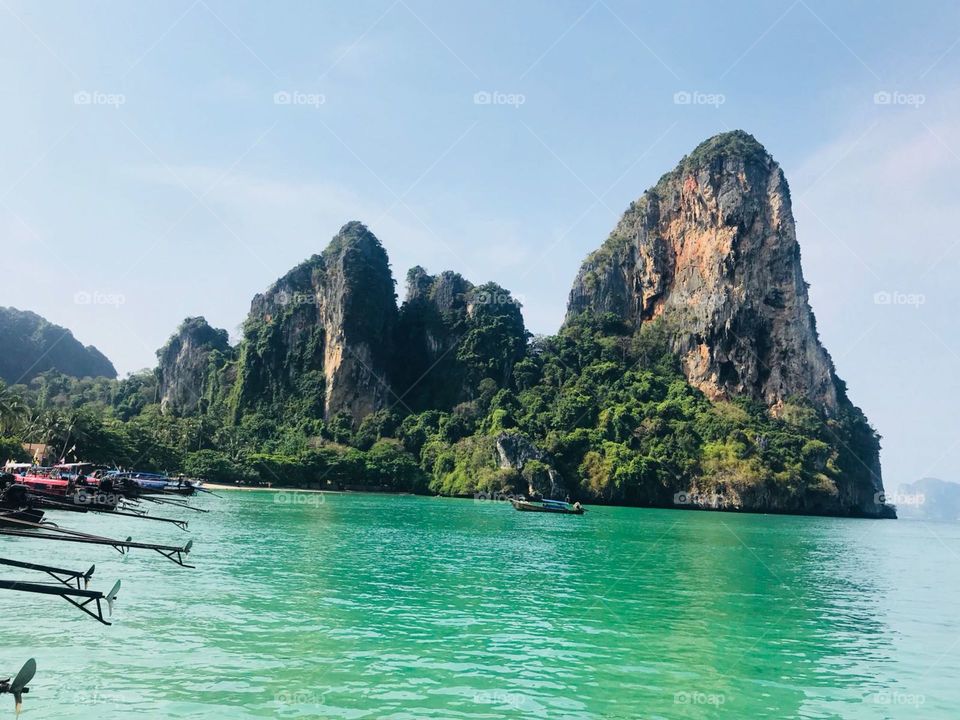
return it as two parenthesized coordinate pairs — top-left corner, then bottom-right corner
(0, 382), (27, 436)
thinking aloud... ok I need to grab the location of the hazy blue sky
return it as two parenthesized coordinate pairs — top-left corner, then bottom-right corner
(1, 0), (958, 489)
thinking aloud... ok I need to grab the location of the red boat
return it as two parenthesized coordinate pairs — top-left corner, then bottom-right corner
(15, 471), (70, 496)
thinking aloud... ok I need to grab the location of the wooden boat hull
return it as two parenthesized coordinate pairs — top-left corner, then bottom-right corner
(511, 500), (585, 515)
(0, 508), (45, 527)
(17, 475), (69, 496)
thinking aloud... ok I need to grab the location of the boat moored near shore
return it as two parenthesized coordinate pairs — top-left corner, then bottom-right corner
(510, 498), (586, 515)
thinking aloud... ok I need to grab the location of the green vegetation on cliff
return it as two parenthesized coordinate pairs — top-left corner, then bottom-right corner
(1, 312), (880, 516)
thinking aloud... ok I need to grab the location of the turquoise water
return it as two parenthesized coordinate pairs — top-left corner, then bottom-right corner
(0, 491), (957, 718)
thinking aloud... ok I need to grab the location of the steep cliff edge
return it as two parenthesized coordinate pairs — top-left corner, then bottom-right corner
(232, 221), (397, 423)
(565, 130), (889, 517)
(0, 306), (116, 384)
(156, 317), (233, 416)
(567, 131), (838, 412)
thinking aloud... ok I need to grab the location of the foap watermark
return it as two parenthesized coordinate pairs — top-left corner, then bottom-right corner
(74, 290), (126, 308)
(874, 491), (925, 508)
(673, 90), (725, 108)
(474, 690), (526, 710)
(76, 491), (123, 507)
(872, 690), (925, 707)
(473, 90), (525, 108)
(274, 491), (325, 507)
(673, 491), (726, 506)
(873, 90), (925, 108)
(67, 678), (139, 705)
(276, 290), (320, 307)
(275, 690), (325, 708)
(473, 291), (523, 307)
(873, 290), (925, 308)
(474, 491), (522, 504)
(273, 90), (326, 108)
(674, 691), (726, 706)
(74, 90), (126, 108)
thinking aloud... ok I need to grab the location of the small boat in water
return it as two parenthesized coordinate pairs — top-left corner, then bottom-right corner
(511, 498), (585, 515)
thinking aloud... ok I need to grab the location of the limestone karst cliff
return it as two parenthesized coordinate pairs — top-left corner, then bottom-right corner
(116, 130), (891, 518)
(566, 131), (837, 413)
(565, 130), (888, 516)
(232, 221), (398, 423)
(156, 317), (233, 416)
(393, 267), (527, 411)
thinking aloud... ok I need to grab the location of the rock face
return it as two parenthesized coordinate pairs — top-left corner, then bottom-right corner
(393, 268), (474, 410)
(393, 268), (528, 411)
(156, 317), (232, 416)
(566, 130), (890, 517)
(566, 131), (838, 414)
(495, 432), (567, 500)
(0, 306), (116, 384)
(233, 222), (397, 422)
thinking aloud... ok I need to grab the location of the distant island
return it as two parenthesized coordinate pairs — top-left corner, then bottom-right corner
(895, 478), (960, 521)
(0, 131), (894, 518)
(0, 307), (115, 385)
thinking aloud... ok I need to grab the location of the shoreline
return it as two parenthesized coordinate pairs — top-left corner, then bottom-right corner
(201, 484), (897, 519)
(204, 483), (334, 494)
(203, 483), (416, 497)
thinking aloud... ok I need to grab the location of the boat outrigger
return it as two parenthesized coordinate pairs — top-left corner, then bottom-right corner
(0, 557), (120, 625)
(511, 498), (586, 515)
(0, 514), (195, 567)
(0, 658), (35, 715)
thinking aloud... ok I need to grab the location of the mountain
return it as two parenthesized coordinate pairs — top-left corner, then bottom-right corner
(156, 317), (233, 416)
(567, 131), (837, 412)
(231, 221), (398, 422)
(137, 130), (891, 518)
(895, 478), (960, 521)
(565, 130), (888, 517)
(0, 306), (116, 384)
(393, 267), (527, 412)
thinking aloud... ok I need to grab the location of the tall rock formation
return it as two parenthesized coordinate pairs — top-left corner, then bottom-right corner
(394, 267), (527, 411)
(156, 317), (232, 416)
(565, 130), (889, 516)
(0, 306), (116, 384)
(232, 222), (397, 422)
(393, 268), (473, 410)
(567, 131), (837, 413)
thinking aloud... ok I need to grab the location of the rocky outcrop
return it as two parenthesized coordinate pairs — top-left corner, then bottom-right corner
(156, 317), (232, 416)
(495, 432), (567, 500)
(0, 306), (116, 384)
(233, 222), (397, 423)
(566, 131), (838, 414)
(393, 268), (473, 410)
(393, 268), (528, 410)
(565, 130), (890, 517)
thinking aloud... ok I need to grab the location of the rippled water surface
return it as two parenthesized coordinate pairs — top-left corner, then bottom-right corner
(1, 491), (958, 718)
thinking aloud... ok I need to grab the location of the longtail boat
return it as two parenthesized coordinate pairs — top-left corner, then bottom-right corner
(103, 471), (199, 495)
(15, 468), (70, 496)
(0, 508), (45, 527)
(0, 484), (45, 526)
(511, 498), (586, 515)
(0, 658), (36, 715)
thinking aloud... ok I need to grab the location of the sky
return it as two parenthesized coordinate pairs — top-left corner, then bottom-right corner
(1, 0), (959, 489)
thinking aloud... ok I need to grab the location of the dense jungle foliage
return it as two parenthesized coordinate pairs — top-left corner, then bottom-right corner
(0, 308), (880, 507)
